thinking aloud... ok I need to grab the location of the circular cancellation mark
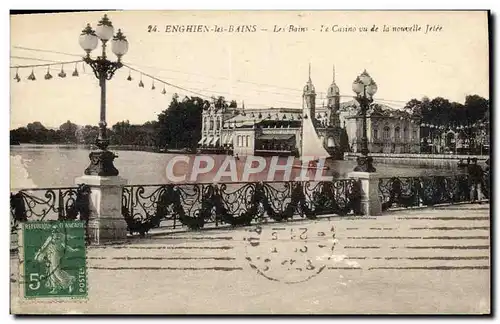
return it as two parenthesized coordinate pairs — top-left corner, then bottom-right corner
(244, 223), (337, 284)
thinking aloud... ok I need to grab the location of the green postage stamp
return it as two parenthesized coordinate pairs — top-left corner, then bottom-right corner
(19, 221), (87, 299)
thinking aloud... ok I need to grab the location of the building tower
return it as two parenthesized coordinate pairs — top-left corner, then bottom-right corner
(326, 65), (341, 128)
(302, 63), (316, 120)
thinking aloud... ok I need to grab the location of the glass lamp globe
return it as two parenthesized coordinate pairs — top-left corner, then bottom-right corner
(359, 69), (372, 85)
(79, 24), (98, 54)
(366, 81), (378, 97)
(95, 14), (115, 42)
(352, 77), (364, 95)
(111, 29), (129, 59)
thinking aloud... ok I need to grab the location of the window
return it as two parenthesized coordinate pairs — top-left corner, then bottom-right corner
(373, 128), (378, 140)
(237, 135), (241, 147)
(412, 130), (418, 141)
(383, 126), (390, 140)
(404, 127), (409, 141)
(395, 127), (401, 141)
(245, 135), (250, 147)
(209, 120), (214, 130)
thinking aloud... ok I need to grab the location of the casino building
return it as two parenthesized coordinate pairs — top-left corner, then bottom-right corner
(197, 67), (420, 157)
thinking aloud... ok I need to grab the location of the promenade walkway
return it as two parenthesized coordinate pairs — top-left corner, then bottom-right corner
(11, 203), (490, 314)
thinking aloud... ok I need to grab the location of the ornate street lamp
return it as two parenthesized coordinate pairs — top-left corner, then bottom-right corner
(79, 14), (129, 176)
(352, 70), (378, 172)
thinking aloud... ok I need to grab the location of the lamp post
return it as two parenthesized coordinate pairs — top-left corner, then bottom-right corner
(422, 123), (438, 154)
(352, 70), (377, 172)
(477, 122), (486, 155)
(79, 14), (129, 176)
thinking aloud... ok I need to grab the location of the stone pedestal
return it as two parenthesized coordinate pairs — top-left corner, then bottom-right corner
(347, 171), (382, 216)
(75, 175), (128, 245)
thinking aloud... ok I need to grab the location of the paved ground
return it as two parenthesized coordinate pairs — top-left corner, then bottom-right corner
(11, 203), (490, 314)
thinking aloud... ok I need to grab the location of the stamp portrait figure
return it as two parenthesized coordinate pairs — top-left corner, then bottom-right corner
(33, 225), (80, 294)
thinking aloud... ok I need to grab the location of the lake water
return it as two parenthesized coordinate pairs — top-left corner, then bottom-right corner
(10, 144), (463, 189)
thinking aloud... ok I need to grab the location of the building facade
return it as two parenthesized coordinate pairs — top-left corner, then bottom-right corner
(342, 102), (421, 154)
(198, 67), (420, 157)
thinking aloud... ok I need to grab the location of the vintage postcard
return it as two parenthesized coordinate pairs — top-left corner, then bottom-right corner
(10, 10), (490, 314)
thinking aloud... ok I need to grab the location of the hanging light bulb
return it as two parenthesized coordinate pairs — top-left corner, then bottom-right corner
(28, 68), (36, 81)
(72, 63), (79, 77)
(58, 65), (66, 78)
(14, 68), (20, 82)
(151, 79), (155, 90)
(161, 86), (166, 94)
(127, 69), (132, 81)
(44, 66), (53, 80)
(138, 74), (144, 87)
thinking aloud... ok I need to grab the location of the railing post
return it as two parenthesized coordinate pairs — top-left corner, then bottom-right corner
(57, 189), (64, 220)
(75, 175), (128, 244)
(348, 171), (382, 216)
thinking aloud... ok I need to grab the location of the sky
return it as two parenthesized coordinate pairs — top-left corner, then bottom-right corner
(10, 10), (489, 129)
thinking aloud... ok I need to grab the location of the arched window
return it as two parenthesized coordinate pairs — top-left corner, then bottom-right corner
(404, 127), (409, 141)
(395, 127), (401, 141)
(373, 128), (379, 140)
(209, 119), (214, 130)
(237, 135), (241, 146)
(383, 126), (390, 140)
(412, 129), (418, 141)
(245, 135), (250, 147)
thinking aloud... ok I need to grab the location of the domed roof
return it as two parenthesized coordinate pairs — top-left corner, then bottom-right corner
(303, 80), (315, 93)
(327, 82), (340, 95)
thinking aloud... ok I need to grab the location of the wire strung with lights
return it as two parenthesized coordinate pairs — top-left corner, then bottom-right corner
(10, 59), (84, 81)
(123, 63), (213, 100)
(9, 49), (419, 110)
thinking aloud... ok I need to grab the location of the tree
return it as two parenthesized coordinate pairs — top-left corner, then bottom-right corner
(464, 95), (489, 123)
(26, 122), (49, 143)
(12, 122), (66, 144)
(404, 94), (489, 128)
(76, 125), (99, 144)
(156, 96), (204, 149)
(10, 127), (31, 143)
(403, 98), (421, 115)
(59, 120), (79, 143)
(26, 121), (47, 133)
(110, 120), (132, 145)
(229, 100), (238, 108)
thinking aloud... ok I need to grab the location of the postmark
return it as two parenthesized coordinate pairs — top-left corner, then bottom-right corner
(20, 221), (87, 299)
(244, 222), (338, 284)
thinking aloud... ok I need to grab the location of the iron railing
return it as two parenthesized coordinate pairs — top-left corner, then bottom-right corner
(378, 174), (489, 211)
(122, 180), (362, 236)
(10, 173), (489, 240)
(10, 184), (91, 238)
